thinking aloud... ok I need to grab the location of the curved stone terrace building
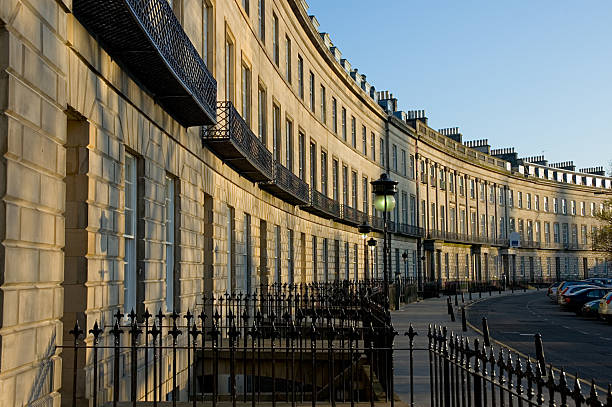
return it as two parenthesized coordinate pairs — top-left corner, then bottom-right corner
(0, 0), (610, 405)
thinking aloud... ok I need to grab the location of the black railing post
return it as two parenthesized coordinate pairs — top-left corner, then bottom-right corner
(443, 329), (451, 407)
(534, 333), (546, 375)
(473, 339), (482, 407)
(189, 322), (200, 407)
(128, 309), (142, 407)
(169, 313), (182, 407)
(310, 320), (318, 407)
(482, 317), (490, 347)
(69, 321), (83, 407)
(428, 325), (435, 407)
(89, 321), (103, 407)
(149, 322), (161, 407)
(143, 308), (152, 402)
(405, 324), (418, 407)
(111, 319), (123, 407)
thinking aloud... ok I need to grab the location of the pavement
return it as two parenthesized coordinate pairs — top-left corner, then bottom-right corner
(391, 288), (533, 406)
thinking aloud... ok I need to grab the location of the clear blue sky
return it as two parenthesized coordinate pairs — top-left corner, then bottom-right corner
(307, 1), (612, 173)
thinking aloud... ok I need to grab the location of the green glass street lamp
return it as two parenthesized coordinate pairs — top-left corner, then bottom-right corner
(371, 173), (398, 306)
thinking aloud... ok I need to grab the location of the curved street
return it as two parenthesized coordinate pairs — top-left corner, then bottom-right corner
(467, 290), (612, 385)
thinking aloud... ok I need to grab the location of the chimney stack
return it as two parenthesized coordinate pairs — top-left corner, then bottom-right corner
(579, 166), (606, 176)
(491, 147), (519, 166)
(438, 127), (462, 143)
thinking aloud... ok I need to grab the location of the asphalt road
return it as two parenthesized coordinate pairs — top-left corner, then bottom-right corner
(467, 291), (612, 386)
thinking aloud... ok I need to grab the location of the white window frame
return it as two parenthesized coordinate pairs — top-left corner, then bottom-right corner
(124, 153), (137, 314)
(164, 175), (176, 312)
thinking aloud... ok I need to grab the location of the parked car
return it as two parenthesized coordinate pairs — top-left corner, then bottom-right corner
(584, 277), (612, 287)
(598, 292), (612, 322)
(562, 287), (611, 313)
(557, 284), (599, 305)
(555, 281), (584, 302)
(580, 300), (601, 318)
(547, 282), (561, 298)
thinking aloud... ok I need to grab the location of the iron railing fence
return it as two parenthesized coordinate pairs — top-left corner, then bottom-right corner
(428, 323), (612, 407)
(202, 102), (274, 182)
(74, 0), (217, 126)
(61, 281), (394, 407)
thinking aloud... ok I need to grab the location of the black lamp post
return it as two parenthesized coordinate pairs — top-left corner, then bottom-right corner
(368, 238), (377, 281)
(358, 221), (372, 281)
(371, 173), (398, 307)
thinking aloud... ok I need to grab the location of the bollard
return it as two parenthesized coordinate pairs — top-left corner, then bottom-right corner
(455, 293), (458, 306)
(469, 288), (473, 301)
(450, 305), (456, 322)
(461, 306), (467, 332)
(461, 292), (465, 303)
(534, 333), (546, 374)
(482, 317), (490, 347)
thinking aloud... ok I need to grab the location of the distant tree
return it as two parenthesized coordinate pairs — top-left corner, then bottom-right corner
(593, 197), (612, 258)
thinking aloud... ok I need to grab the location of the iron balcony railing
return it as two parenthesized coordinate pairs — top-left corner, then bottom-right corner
(426, 230), (507, 246)
(340, 205), (366, 226)
(74, 0), (217, 126)
(303, 189), (341, 219)
(539, 241), (593, 250)
(202, 102), (273, 182)
(397, 223), (425, 238)
(371, 215), (385, 232)
(260, 162), (310, 206)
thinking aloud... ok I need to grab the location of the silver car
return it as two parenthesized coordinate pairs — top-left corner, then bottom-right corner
(598, 292), (612, 322)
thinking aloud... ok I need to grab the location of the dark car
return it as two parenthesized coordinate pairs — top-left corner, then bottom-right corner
(562, 287), (612, 313)
(580, 299), (601, 318)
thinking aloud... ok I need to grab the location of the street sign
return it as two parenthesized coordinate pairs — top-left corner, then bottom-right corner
(509, 231), (521, 248)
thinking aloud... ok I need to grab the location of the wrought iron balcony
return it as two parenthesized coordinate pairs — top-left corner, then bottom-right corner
(202, 102), (273, 182)
(74, 0), (217, 126)
(260, 162), (310, 206)
(302, 189), (341, 219)
(340, 205), (366, 226)
(370, 215), (385, 232)
(398, 223), (425, 238)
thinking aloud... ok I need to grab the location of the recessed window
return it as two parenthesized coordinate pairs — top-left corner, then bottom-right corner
(297, 55), (304, 100)
(124, 153), (138, 314)
(241, 63), (251, 126)
(320, 85), (326, 123)
(331, 97), (337, 134)
(164, 175), (177, 312)
(257, 84), (267, 143)
(285, 35), (291, 83)
(272, 13), (279, 66)
(258, 0), (265, 42)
